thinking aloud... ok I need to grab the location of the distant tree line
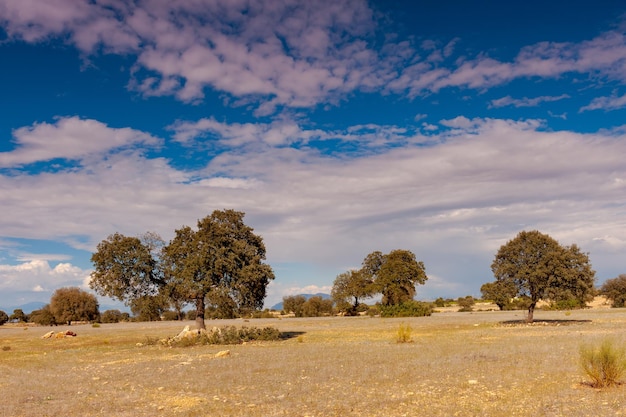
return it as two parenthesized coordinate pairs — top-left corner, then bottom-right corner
(5, 227), (626, 327)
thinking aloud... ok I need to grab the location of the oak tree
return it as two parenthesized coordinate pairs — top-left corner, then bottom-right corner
(50, 287), (100, 325)
(282, 295), (306, 316)
(90, 232), (160, 301)
(331, 269), (375, 315)
(90, 209), (274, 330)
(161, 210), (274, 329)
(480, 280), (517, 310)
(362, 249), (428, 306)
(600, 274), (626, 307)
(490, 230), (595, 322)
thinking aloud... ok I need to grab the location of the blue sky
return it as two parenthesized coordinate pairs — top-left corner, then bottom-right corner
(1, 0), (626, 311)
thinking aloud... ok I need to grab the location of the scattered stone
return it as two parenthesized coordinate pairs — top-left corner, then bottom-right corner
(214, 350), (230, 358)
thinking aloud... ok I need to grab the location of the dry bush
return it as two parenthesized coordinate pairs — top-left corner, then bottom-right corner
(580, 338), (626, 388)
(396, 322), (413, 343)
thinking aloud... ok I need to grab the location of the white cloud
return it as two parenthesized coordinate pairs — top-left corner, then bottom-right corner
(0, 117), (160, 167)
(489, 94), (570, 108)
(0, 259), (91, 295)
(580, 92), (626, 112)
(0, 0), (381, 110)
(2, 1), (626, 107)
(1, 115), (626, 303)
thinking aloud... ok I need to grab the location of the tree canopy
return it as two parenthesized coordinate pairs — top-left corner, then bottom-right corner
(600, 274), (626, 307)
(50, 287), (100, 325)
(331, 249), (428, 314)
(90, 209), (274, 330)
(489, 230), (595, 322)
(331, 269), (375, 315)
(363, 249), (428, 306)
(480, 280), (517, 310)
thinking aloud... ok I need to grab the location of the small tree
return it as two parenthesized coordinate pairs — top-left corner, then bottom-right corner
(10, 309), (27, 323)
(457, 296), (475, 312)
(491, 230), (595, 322)
(331, 269), (375, 315)
(100, 309), (124, 323)
(50, 287), (100, 325)
(30, 305), (57, 326)
(361, 249), (428, 306)
(130, 295), (167, 321)
(0, 310), (8, 325)
(480, 280), (517, 310)
(301, 296), (334, 317)
(283, 295), (306, 317)
(600, 274), (626, 308)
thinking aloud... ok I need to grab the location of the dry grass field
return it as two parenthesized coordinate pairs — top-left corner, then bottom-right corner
(2, 308), (626, 416)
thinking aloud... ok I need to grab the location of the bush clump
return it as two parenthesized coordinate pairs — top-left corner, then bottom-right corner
(202, 326), (281, 344)
(379, 301), (433, 318)
(580, 339), (626, 388)
(166, 326), (282, 347)
(396, 323), (413, 343)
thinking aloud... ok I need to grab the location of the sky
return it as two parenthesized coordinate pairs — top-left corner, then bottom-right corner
(1, 0), (626, 312)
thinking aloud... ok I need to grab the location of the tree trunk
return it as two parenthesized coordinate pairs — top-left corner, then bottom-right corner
(527, 303), (535, 323)
(195, 298), (206, 330)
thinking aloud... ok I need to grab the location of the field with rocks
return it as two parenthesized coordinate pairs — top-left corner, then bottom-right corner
(2, 307), (626, 417)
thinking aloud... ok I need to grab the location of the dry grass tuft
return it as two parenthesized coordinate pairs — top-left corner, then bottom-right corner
(580, 338), (626, 388)
(396, 322), (413, 343)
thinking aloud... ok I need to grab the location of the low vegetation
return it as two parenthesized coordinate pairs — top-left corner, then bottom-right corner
(395, 322), (413, 343)
(580, 338), (626, 388)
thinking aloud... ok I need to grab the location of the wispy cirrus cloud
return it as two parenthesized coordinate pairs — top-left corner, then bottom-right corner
(489, 94), (570, 109)
(580, 91), (626, 112)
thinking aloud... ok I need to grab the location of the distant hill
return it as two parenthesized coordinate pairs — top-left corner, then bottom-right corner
(270, 293), (331, 311)
(0, 301), (46, 314)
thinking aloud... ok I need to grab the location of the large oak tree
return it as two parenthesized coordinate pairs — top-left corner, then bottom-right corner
(90, 209), (274, 330)
(360, 249), (428, 306)
(490, 230), (595, 322)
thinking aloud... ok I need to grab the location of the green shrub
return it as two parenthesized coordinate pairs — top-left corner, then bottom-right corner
(434, 297), (446, 308)
(544, 298), (586, 311)
(0, 310), (9, 326)
(161, 311), (180, 321)
(396, 323), (413, 343)
(457, 296), (475, 312)
(366, 305), (381, 317)
(248, 309), (276, 319)
(379, 301), (433, 318)
(92, 323), (101, 328)
(100, 309), (123, 323)
(580, 339), (626, 388)
(169, 326), (282, 347)
(29, 306), (57, 326)
(507, 296), (532, 311)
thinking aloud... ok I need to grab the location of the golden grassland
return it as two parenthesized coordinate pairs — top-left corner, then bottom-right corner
(2, 308), (626, 416)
